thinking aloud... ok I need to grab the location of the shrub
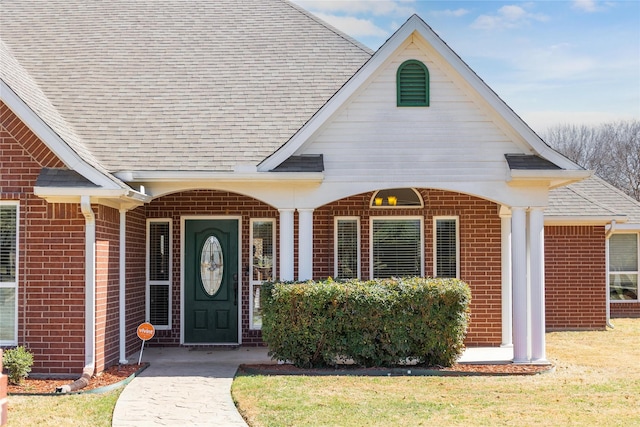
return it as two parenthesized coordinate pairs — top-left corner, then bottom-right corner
(2, 346), (34, 385)
(261, 277), (471, 368)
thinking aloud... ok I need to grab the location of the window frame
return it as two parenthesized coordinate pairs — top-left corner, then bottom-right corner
(146, 218), (172, 330)
(0, 201), (19, 346)
(433, 216), (460, 279)
(334, 217), (361, 279)
(609, 232), (639, 303)
(370, 216), (424, 279)
(249, 218), (276, 330)
(396, 59), (430, 107)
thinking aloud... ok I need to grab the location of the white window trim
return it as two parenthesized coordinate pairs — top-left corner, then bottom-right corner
(249, 218), (276, 330)
(370, 216), (425, 279)
(433, 216), (460, 279)
(0, 201), (19, 346)
(146, 218), (172, 330)
(609, 232), (639, 303)
(334, 216), (361, 279)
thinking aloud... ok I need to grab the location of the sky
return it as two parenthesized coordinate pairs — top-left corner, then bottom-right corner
(291, 0), (640, 134)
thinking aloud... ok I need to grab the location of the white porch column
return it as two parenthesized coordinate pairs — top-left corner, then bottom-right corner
(297, 209), (314, 281)
(511, 207), (529, 363)
(119, 209), (128, 364)
(500, 211), (513, 348)
(279, 209), (295, 281)
(529, 207), (547, 363)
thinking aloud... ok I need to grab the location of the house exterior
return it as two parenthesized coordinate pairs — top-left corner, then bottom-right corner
(1, 1), (638, 377)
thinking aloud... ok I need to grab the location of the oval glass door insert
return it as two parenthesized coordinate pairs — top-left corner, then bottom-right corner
(200, 235), (224, 296)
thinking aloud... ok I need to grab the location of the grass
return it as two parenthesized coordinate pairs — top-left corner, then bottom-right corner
(232, 318), (640, 427)
(6, 388), (122, 426)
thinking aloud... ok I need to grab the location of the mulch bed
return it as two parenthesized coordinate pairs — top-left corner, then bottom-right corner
(239, 362), (554, 377)
(7, 364), (146, 395)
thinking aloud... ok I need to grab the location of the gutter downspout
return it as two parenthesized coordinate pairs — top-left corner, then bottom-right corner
(119, 209), (128, 364)
(604, 220), (616, 329)
(57, 196), (96, 393)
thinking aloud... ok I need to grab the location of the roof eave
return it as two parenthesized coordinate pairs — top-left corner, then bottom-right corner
(115, 170), (324, 183)
(544, 215), (627, 226)
(508, 170), (593, 189)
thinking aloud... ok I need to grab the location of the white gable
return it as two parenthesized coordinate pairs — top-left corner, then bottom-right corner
(258, 16), (588, 207)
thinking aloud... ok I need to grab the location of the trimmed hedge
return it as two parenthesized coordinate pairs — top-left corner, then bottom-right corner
(261, 277), (471, 368)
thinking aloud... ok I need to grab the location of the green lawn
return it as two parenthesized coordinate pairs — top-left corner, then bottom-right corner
(232, 318), (640, 427)
(6, 389), (122, 426)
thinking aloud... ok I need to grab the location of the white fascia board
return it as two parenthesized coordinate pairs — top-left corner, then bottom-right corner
(544, 215), (627, 226)
(610, 223), (640, 231)
(508, 169), (593, 188)
(115, 170), (324, 183)
(1, 80), (122, 190)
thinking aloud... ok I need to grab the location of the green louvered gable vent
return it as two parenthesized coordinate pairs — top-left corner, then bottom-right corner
(397, 60), (430, 107)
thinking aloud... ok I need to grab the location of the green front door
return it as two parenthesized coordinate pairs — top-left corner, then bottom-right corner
(184, 219), (239, 343)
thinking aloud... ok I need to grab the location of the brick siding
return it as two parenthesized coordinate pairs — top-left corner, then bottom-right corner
(545, 225), (607, 329)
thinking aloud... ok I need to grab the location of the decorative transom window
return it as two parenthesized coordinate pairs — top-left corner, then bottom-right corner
(0, 202), (18, 346)
(371, 188), (423, 208)
(397, 59), (430, 107)
(609, 233), (639, 301)
(371, 217), (423, 278)
(250, 219), (275, 329)
(147, 219), (171, 329)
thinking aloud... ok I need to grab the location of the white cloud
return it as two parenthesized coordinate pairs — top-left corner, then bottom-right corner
(313, 12), (389, 38)
(572, 0), (598, 12)
(471, 4), (549, 30)
(432, 8), (469, 18)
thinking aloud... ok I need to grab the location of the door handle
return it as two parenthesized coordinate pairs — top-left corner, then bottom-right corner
(233, 273), (238, 306)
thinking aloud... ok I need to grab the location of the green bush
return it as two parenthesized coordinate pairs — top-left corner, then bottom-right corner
(261, 277), (471, 368)
(2, 346), (34, 385)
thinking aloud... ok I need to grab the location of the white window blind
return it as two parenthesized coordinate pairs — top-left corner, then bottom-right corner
(435, 217), (459, 278)
(372, 219), (422, 278)
(336, 218), (359, 279)
(0, 203), (18, 345)
(609, 233), (639, 301)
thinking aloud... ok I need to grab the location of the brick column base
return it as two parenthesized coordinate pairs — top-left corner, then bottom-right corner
(1, 349), (7, 426)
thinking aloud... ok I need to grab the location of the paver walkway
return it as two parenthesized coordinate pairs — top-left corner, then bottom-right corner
(112, 347), (274, 427)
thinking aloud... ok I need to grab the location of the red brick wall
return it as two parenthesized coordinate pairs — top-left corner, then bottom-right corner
(314, 189), (503, 346)
(611, 302), (640, 317)
(94, 205), (121, 372)
(1, 102), (86, 376)
(545, 225), (607, 329)
(124, 207), (147, 358)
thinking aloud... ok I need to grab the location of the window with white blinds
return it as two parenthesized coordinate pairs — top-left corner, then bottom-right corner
(372, 218), (423, 278)
(609, 233), (639, 301)
(335, 218), (360, 279)
(147, 220), (171, 328)
(0, 202), (18, 345)
(434, 217), (459, 278)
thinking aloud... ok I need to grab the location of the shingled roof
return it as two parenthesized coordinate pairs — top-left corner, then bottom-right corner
(548, 175), (640, 224)
(0, 0), (372, 173)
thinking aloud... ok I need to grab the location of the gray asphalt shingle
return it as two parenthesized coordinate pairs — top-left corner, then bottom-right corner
(1, 0), (372, 173)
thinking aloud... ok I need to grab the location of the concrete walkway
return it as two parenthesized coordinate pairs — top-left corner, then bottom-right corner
(112, 347), (275, 427)
(112, 346), (514, 427)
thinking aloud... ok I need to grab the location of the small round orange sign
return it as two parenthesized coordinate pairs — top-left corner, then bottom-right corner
(137, 322), (155, 341)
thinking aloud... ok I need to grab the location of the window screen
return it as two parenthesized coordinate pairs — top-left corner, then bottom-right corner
(0, 203), (17, 344)
(148, 220), (171, 328)
(435, 218), (458, 278)
(610, 233), (639, 301)
(372, 219), (421, 278)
